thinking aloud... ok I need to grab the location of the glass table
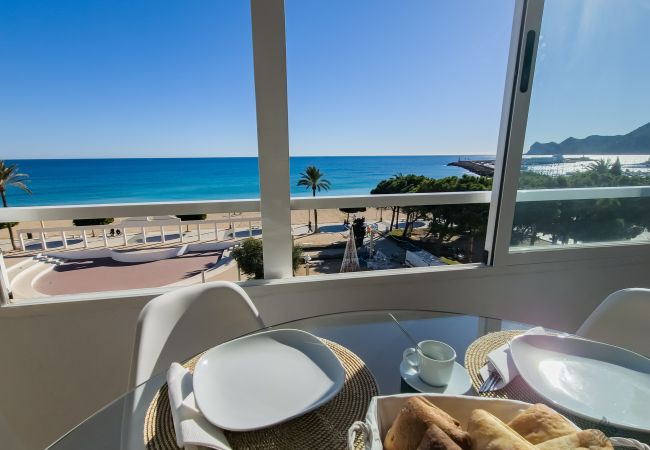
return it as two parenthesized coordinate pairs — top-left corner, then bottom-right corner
(46, 310), (531, 450)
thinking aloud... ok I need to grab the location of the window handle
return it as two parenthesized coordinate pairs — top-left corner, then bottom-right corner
(520, 30), (536, 93)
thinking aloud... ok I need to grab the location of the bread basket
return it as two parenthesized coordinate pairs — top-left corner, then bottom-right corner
(346, 394), (649, 450)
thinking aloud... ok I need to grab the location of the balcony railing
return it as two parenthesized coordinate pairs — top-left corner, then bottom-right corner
(4, 186), (650, 224)
(3, 186), (650, 305)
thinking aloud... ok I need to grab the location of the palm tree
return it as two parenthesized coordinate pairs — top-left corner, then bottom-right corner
(297, 165), (331, 232)
(587, 159), (612, 175)
(0, 161), (32, 250)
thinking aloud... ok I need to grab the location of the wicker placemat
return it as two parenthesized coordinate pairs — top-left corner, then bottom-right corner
(464, 330), (650, 444)
(144, 339), (378, 450)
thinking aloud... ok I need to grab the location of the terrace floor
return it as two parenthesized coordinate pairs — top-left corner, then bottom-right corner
(34, 250), (223, 295)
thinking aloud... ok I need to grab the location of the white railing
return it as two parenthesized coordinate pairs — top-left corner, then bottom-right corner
(13, 216), (262, 252)
(3, 186), (650, 223)
(0, 198), (261, 222)
(515, 185), (650, 202)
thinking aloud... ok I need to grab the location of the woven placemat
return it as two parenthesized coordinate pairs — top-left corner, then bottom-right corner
(464, 330), (650, 444)
(144, 339), (378, 450)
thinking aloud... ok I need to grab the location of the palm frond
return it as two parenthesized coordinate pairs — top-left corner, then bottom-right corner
(0, 160), (32, 194)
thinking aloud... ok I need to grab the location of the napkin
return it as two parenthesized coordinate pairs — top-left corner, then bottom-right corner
(479, 327), (546, 391)
(166, 363), (232, 450)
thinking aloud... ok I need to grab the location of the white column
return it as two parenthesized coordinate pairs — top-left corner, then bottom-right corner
(102, 229), (109, 247)
(0, 252), (10, 305)
(62, 231), (69, 249)
(214, 223), (219, 241)
(248, 221), (253, 237)
(197, 224), (201, 242)
(141, 227), (147, 244)
(19, 233), (26, 252)
(123, 228), (128, 246)
(251, 0), (293, 278)
(40, 232), (48, 250)
(82, 230), (88, 248)
(160, 226), (166, 243)
(179, 225), (184, 243)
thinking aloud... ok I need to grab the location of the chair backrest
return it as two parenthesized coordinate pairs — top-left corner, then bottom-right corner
(129, 281), (264, 388)
(576, 288), (650, 357)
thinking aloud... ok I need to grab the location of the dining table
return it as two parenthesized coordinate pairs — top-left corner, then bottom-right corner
(45, 309), (650, 450)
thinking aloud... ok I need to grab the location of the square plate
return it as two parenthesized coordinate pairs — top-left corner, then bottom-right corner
(193, 329), (345, 431)
(510, 334), (650, 432)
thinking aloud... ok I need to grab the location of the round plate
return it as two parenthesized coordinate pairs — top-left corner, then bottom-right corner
(400, 359), (472, 394)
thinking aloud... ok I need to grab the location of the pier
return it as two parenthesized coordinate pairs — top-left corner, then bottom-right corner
(448, 159), (495, 177)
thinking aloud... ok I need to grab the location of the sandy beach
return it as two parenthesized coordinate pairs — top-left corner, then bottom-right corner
(0, 207), (390, 253)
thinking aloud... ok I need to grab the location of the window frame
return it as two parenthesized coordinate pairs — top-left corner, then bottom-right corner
(3, 0), (650, 306)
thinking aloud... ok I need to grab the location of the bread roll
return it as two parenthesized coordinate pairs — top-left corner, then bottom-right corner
(508, 404), (575, 444)
(384, 402), (428, 450)
(418, 397), (462, 427)
(409, 397), (471, 449)
(384, 397), (471, 450)
(467, 409), (537, 450)
(536, 430), (613, 450)
(417, 424), (464, 450)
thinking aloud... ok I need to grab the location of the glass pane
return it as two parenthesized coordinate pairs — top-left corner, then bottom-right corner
(511, 0), (650, 249)
(0, 0), (258, 208)
(292, 202), (490, 278)
(1, 1), (266, 289)
(286, 0), (514, 198)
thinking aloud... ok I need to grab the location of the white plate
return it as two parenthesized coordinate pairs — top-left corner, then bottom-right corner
(400, 360), (472, 395)
(193, 329), (345, 431)
(510, 334), (650, 432)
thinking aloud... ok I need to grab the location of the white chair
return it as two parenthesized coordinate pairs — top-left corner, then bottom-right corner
(576, 288), (650, 357)
(129, 281), (264, 388)
(122, 282), (263, 449)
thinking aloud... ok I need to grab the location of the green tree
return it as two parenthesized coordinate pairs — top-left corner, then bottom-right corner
(231, 238), (303, 279)
(611, 157), (623, 176)
(0, 161), (32, 250)
(297, 166), (331, 232)
(232, 238), (264, 279)
(371, 174), (426, 232)
(514, 170), (650, 245)
(587, 159), (612, 175)
(417, 175), (492, 255)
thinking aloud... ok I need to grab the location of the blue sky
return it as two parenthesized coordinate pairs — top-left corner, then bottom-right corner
(1, 0), (647, 159)
(524, 0), (650, 151)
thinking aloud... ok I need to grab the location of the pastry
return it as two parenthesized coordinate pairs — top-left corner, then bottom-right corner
(467, 409), (537, 450)
(384, 397), (471, 450)
(384, 400), (428, 450)
(536, 430), (613, 450)
(410, 397), (471, 449)
(417, 424), (464, 450)
(508, 404), (575, 444)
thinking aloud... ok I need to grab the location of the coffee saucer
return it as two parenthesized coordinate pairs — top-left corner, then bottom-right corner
(400, 360), (472, 394)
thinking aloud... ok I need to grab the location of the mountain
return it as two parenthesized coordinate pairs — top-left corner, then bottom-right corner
(527, 121), (650, 155)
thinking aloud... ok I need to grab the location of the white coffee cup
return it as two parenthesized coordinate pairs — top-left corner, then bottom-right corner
(403, 340), (456, 387)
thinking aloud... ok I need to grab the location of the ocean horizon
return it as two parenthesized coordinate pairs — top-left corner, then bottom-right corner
(5, 155), (495, 207)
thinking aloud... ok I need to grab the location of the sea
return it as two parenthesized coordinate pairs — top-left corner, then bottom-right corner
(4, 156), (495, 207)
(7, 154), (649, 207)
